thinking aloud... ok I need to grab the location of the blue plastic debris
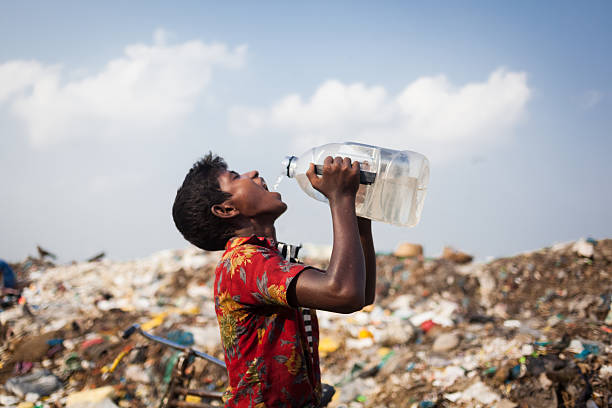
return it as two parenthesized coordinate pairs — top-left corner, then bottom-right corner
(167, 330), (194, 346)
(575, 343), (599, 360)
(0, 260), (17, 289)
(510, 364), (521, 379)
(46, 339), (64, 347)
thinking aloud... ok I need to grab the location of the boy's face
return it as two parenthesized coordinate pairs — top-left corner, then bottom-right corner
(216, 169), (287, 219)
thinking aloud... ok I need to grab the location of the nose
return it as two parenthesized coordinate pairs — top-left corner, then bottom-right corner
(243, 170), (259, 179)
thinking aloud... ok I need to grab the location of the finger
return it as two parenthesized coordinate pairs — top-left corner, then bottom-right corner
(352, 160), (360, 172)
(322, 156), (333, 173)
(306, 163), (319, 187)
(343, 157), (352, 169)
(333, 156), (343, 167)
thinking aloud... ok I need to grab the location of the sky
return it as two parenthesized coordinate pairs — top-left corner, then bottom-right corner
(1, 1), (611, 263)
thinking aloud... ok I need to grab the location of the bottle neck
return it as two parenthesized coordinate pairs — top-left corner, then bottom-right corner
(282, 156), (298, 178)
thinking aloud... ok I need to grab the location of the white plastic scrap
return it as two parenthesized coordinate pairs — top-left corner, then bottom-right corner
(409, 298), (458, 327)
(460, 381), (500, 404)
(444, 391), (462, 402)
(503, 320), (521, 328)
(433, 365), (465, 387)
(521, 344), (534, 356)
(0, 395), (20, 405)
(567, 339), (585, 354)
(572, 238), (594, 258)
(599, 365), (612, 380)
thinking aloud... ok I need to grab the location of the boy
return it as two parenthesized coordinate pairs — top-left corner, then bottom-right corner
(172, 153), (376, 407)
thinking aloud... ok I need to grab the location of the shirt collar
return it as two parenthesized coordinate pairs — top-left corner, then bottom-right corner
(224, 235), (277, 252)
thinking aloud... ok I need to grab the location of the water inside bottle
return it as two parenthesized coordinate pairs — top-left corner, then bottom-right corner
(272, 174), (285, 191)
(355, 175), (421, 227)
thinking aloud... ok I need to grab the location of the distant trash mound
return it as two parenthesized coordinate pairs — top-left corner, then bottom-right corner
(1, 238), (610, 407)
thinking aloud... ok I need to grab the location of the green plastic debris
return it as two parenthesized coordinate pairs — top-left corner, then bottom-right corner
(377, 350), (395, 369)
(482, 366), (497, 376)
(163, 351), (181, 384)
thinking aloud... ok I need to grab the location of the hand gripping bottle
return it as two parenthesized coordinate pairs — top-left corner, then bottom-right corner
(281, 142), (429, 227)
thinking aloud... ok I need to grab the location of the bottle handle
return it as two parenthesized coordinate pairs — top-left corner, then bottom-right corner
(314, 165), (376, 185)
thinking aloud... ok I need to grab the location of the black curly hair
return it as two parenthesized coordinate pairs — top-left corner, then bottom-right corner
(172, 152), (238, 251)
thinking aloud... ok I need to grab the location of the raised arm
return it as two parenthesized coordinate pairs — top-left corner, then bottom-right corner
(358, 217), (376, 305)
(287, 156), (366, 314)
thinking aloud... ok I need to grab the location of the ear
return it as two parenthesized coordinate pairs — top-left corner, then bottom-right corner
(211, 201), (240, 219)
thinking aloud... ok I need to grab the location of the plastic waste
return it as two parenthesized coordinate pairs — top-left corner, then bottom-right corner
(420, 320), (436, 333)
(575, 343), (599, 360)
(0, 395), (20, 405)
(4, 369), (62, 397)
(65, 386), (117, 408)
(282, 142), (429, 227)
(24, 393), (39, 403)
(4, 237), (612, 406)
(319, 337), (340, 354)
(459, 381), (500, 404)
(572, 238), (594, 258)
(167, 330), (195, 346)
(0, 259), (17, 289)
(432, 332), (460, 352)
(433, 365), (465, 387)
(101, 345), (133, 373)
(380, 321), (415, 345)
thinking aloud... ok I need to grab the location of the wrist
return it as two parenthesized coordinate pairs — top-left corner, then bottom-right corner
(328, 194), (356, 208)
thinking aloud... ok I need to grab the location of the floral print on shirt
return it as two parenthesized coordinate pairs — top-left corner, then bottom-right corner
(214, 236), (321, 408)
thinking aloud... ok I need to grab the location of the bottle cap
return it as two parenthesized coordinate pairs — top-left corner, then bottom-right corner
(282, 156), (297, 178)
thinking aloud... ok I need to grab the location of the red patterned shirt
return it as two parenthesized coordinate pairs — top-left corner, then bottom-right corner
(214, 236), (321, 407)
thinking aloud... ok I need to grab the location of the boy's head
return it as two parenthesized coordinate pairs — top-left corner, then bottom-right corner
(173, 152), (286, 251)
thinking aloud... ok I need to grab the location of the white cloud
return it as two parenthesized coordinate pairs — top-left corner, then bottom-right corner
(0, 29), (247, 148)
(0, 60), (59, 103)
(230, 68), (530, 163)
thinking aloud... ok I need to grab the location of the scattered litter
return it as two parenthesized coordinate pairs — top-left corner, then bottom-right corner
(460, 381), (500, 404)
(2, 238), (611, 407)
(4, 369), (62, 398)
(432, 332), (460, 352)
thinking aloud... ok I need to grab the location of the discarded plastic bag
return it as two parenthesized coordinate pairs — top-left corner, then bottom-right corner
(4, 369), (62, 397)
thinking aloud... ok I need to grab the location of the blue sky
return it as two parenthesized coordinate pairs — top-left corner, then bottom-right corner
(1, 1), (610, 262)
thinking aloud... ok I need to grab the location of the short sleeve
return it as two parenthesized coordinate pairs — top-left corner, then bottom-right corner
(222, 244), (306, 307)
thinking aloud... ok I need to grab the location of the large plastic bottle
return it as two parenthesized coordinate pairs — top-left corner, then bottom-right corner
(281, 142), (429, 227)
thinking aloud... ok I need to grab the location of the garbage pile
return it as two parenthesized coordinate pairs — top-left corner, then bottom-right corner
(1, 238), (611, 408)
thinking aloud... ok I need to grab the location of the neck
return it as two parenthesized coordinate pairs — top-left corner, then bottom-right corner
(233, 217), (277, 241)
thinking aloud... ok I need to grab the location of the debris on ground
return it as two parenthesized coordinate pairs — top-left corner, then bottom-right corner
(1, 238), (611, 407)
